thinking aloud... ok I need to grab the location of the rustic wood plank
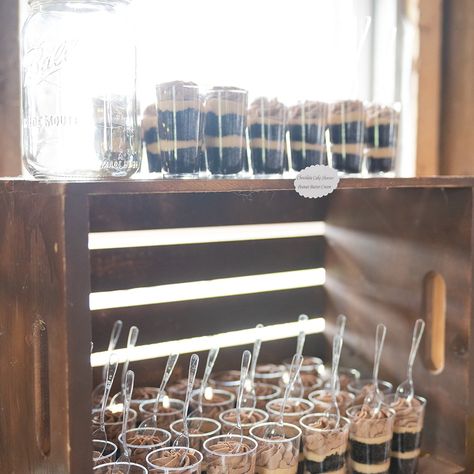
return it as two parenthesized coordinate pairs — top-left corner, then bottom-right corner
(90, 236), (325, 292)
(440, 0), (474, 175)
(325, 187), (472, 468)
(91, 287), (325, 351)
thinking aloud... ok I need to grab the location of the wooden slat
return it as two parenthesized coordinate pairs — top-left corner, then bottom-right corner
(91, 287), (325, 351)
(325, 187), (472, 468)
(0, 189), (92, 473)
(89, 191), (328, 232)
(90, 236), (325, 292)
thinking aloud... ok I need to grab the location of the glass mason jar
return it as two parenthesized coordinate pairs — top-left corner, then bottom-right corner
(22, 0), (140, 179)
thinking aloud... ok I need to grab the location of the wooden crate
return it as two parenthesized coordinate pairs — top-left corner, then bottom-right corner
(0, 177), (471, 473)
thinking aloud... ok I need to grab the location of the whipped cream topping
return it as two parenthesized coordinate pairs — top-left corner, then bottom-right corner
(127, 432), (166, 447)
(269, 399), (312, 415)
(223, 409), (266, 426)
(350, 404), (393, 440)
(256, 438), (299, 470)
(149, 449), (200, 468)
(304, 417), (348, 456)
(311, 390), (353, 406)
(207, 439), (252, 455)
(390, 397), (424, 432)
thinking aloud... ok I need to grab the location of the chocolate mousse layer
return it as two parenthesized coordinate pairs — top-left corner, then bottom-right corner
(204, 87), (247, 175)
(156, 80), (202, 176)
(148, 448), (201, 473)
(142, 104), (160, 172)
(328, 100), (365, 173)
(254, 435), (299, 474)
(348, 404), (395, 474)
(301, 416), (349, 474)
(124, 428), (170, 466)
(267, 398), (314, 425)
(248, 98), (287, 175)
(388, 396), (425, 474)
(205, 438), (256, 474)
(287, 102), (328, 170)
(92, 408), (137, 444)
(220, 408), (268, 436)
(255, 383), (281, 410)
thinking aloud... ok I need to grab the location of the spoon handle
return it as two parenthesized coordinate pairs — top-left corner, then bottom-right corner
(100, 352), (119, 427)
(121, 326), (139, 392)
(121, 370), (135, 456)
(296, 314), (309, 357)
(102, 320), (123, 381)
(336, 314), (346, 338)
(153, 353), (179, 415)
(279, 353), (303, 424)
(331, 334), (343, 393)
(200, 347), (219, 402)
(236, 350), (252, 430)
(373, 324), (387, 386)
(249, 324), (264, 383)
(183, 354), (199, 437)
(408, 319), (425, 376)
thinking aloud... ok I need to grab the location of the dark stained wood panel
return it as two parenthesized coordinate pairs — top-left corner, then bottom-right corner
(324, 187), (472, 469)
(89, 191), (328, 232)
(90, 236), (325, 292)
(91, 286), (325, 351)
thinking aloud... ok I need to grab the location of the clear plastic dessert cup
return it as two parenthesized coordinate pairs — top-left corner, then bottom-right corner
(139, 398), (185, 429)
(203, 87), (248, 177)
(266, 397), (314, 425)
(110, 387), (161, 413)
(212, 370), (241, 395)
(91, 408), (137, 445)
(189, 388), (235, 420)
(282, 356), (325, 397)
(167, 378), (212, 401)
(322, 366), (361, 391)
(254, 383), (281, 410)
(93, 461), (147, 473)
(385, 394), (427, 474)
(299, 414), (349, 473)
(203, 434), (257, 474)
(169, 417), (221, 456)
(347, 404), (396, 473)
(92, 439), (117, 467)
(250, 422), (302, 474)
(156, 81), (203, 178)
(219, 408), (269, 436)
(118, 427), (171, 466)
(348, 379), (393, 406)
(308, 389), (355, 417)
(254, 364), (286, 386)
(146, 447), (203, 473)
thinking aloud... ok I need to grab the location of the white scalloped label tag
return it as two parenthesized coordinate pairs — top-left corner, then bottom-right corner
(294, 165), (340, 199)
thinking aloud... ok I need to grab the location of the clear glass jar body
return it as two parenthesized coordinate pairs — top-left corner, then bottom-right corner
(22, 0), (140, 179)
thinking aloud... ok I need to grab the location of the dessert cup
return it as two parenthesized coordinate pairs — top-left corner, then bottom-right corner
(308, 389), (355, 417)
(282, 356), (324, 397)
(248, 98), (287, 176)
(189, 388), (235, 420)
(322, 367), (361, 392)
(212, 370), (241, 395)
(156, 81), (202, 178)
(170, 417), (221, 468)
(385, 395), (426, 474)
(118, 427), (171, 466)
(111, 387), (161, 413)
(93, 461), (147, 473)
(219, 408), (269, 436)
(91, 408), (137, 445)
(139, 398), (185, 429)
(92, 439), (117, 467)
(254, 364), (286, 386)
(203, 434), (257, 474)
(299, 414), (349, 474)
(167, 378), (211, 401)
(365, 103), (400, 175)
(287, 101), (328, 171)
(250, 422), (302, 474)
(204, 87), (248, 177)
(328, 100), (365, 174)
(146, 447), (203, 473)
(348, 379), (393, 406)
(347, 404), (396, 474)
(254, 383), (281, 410)
(142, 103), (160, 173)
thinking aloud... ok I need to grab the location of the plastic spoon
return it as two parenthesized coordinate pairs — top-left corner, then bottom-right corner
(326, 334), (343, 426)
(121, 326), (139, 398)
(395, 319), (425, 403)
(290, 314), (308, 398)
(174, 354), (199, 449)
(226, 350), (252, 447)
(114, 370), (135, 473)
(263, 353), (303, 439)
(334, 314), (346, 393)
(242, 324), (263, 409)
(364, 324), (387, 413)
(92, 352), (119, 456)
(139, 353), (179, 430)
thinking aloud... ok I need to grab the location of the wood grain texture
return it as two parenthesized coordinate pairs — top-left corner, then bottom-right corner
(0, 188), (92, 473)
(440, 0), (474, 175)
(0, 0), (22, 176)
(325, 187), (472, 468)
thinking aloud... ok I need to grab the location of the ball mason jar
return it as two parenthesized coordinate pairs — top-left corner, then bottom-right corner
(22, 0), (140, 179)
